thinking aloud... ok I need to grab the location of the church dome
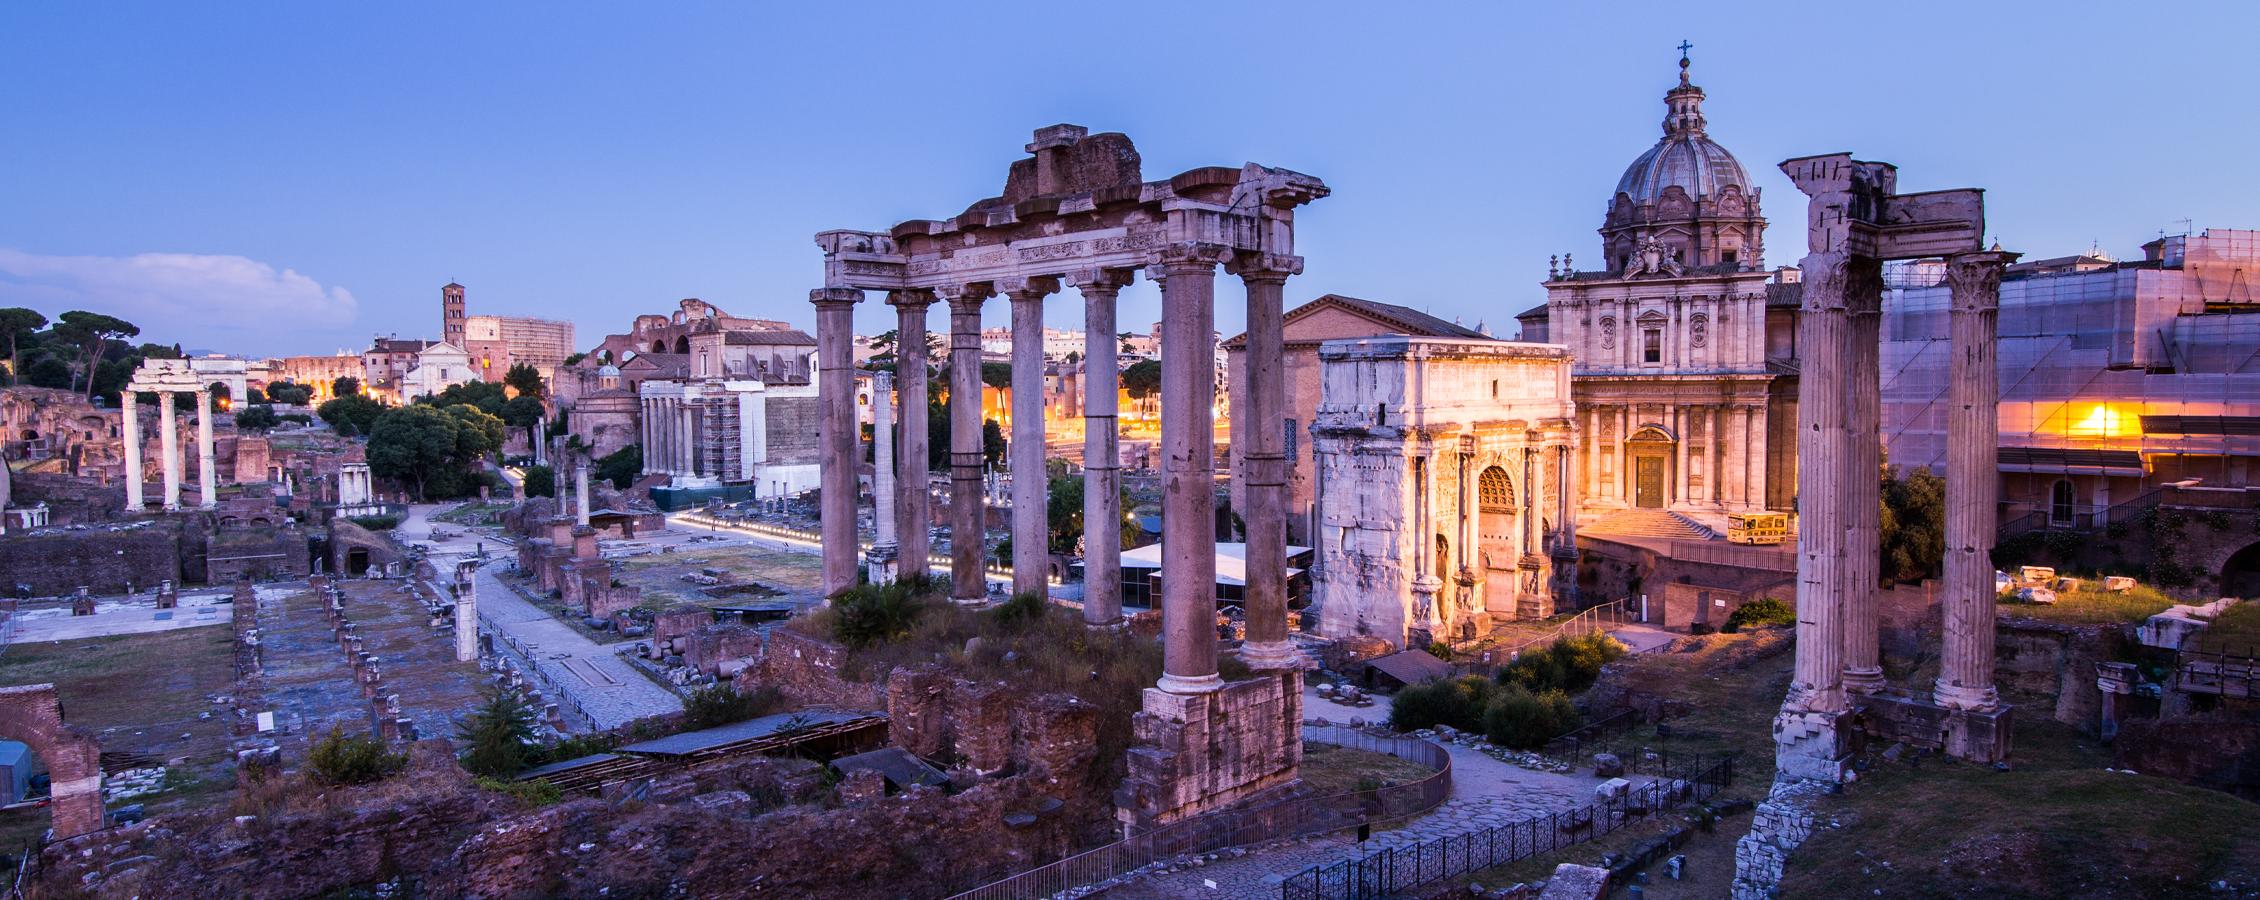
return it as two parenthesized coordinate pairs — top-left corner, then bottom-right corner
(596, 364), (622, 377)
(1611, 56), (1747, 206)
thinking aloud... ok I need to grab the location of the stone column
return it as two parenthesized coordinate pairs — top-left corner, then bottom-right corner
(1937, 251), (2015, 710)
(869, 371), (900, 585)
(1004, 277), (1058, 599)
(575, 463), (591, 526)
(1157, 243), (1230, 694)
(945, 286), (993, 604)
(1786, 250), (1862, 717)
(676, 398), (696, 478)
(811, 287), (862, 597)
(889, 290), (934, 581)
(196, 388), (217, 508)
(122, 391), (143, 512)
(1843, 277), (1886, 694)
(453, 569), (478, 663)
(159, 391), (181, 510)
(1076, 271), (1131, 625)
(1233, 255), (1300, 670)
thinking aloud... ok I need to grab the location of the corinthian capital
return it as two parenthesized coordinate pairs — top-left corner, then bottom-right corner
(1070, 267), (1136, 295)
(1945, 251), (2019, 312)
(995, 275), (1061, 299)
(1153, 241), (1232, 274)
(1227, 252), (1304, 282)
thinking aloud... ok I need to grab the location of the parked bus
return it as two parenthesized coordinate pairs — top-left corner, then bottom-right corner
(1726, 511), (1789, 545)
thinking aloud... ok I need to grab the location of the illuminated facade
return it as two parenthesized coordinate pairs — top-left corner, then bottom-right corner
(1881, 228), (2260, 530)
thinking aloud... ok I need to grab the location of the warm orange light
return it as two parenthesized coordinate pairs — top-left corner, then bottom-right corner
(2069, 404), (2138, 438)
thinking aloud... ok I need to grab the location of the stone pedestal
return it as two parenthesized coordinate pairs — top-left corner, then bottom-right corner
(1859, 691), (2014, 764)
(1771, 707), (1857, 783)
(1114, 670), (1303, 833)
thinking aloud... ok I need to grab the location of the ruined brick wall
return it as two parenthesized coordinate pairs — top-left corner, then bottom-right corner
(0, 684), (103, 838)
(745, 629), (886, 709)
(764, 395), (821, 465)
(684, 624), (765, 678)
(207, 525), (311, 583)
(327, 518), (403, 576)
(0, 523), (180, 595)
(2114, 717), (2260, 800)
(1995, 618), (2120, 730)
(8, 471), (126, 526)
(1117, 670), (1303, 830)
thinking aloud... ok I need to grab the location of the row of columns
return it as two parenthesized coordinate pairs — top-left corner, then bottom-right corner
(120, 388), (217, 512)
(639, 396), (697, 477)
(810, 243), (1302, 695)
(1785, 248), (2014, 719)
(1580, 402), (1765, 509)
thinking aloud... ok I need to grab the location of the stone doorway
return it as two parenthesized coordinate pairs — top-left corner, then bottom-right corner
(1634, 455), (1666, 508)
(345, 547), (370, 577)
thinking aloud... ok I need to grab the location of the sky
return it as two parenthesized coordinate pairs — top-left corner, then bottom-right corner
(4, 1), (2257, 357)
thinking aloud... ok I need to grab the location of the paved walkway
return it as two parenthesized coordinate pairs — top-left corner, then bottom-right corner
(9, 590), (233, 642)
(1103, 686), (1622, 897)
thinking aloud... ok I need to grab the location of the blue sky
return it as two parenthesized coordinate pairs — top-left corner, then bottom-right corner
(4, 1), (2256, 356)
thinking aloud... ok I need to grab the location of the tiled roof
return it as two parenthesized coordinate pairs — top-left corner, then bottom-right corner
(1224, 294), (1490, 348)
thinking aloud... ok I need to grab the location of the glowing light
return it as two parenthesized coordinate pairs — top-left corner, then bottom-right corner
(2069, 404), (2138, 438)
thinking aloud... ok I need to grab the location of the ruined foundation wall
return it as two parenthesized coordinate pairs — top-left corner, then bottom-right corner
(746, 628), (887, 710)
(0, 524), (180, 595)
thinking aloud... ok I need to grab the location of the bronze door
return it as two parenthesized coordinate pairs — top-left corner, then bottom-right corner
(1635, 456), (1665, 508)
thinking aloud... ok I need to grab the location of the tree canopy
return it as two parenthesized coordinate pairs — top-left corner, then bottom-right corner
(54, 311), (139, 399)
(264, 381), (314, 405)
(981, 361), (1012, 390)
(317, 394), (386, 436)
(595, 443), (642, 489)
(366, 403), (505, 500)
(1879, 464), (1947, 584)
(503, 363), (545, 399)
(234, 404), (280, 432)
(332, 375), (362, 398)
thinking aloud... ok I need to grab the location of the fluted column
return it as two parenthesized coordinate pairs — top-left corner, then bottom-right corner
(1076, 271), (1131, 625)
(811, 287), (862, 597)
(122, 391), (143, 512)
(1843, 274), (1886, 694)
(1004, 277), (1058, 599)
(1232, 254), (1301, 669)
(1785, 250), (1866, 716)
(1158, 243), (1230, 694)
(945, 286), (993, 604)
(889, 290), (934, 581)
(870, 371), (899, 584)
(1937, 251), (2016, 710)
(196, 388), (216, 508)
(676, 398), (695, 478)
(159, 391), (181, 510)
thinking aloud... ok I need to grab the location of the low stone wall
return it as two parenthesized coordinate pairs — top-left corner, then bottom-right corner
(745, 628), (887, 710)
(0, 522), (180, 595)
(1731, 779), (1828, 900)
(1995, 617), (2121, 730)
(1116, 670), (1304, 831)
(2114, 716), (2260, 801)
(885, 667), (1100, 783)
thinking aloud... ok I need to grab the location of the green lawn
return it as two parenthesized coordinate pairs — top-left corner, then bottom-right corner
(2000, 582), (2177, 625)
(2187, 599), (2260, 656)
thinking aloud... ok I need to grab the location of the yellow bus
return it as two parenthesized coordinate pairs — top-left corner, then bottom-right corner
(1727, 511), (1790, 545)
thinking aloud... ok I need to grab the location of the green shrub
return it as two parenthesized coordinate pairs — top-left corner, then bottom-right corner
(1498, 633), (1627, 694)
(1722, 598), (1796, 633)
(307, 726), (406, 785)
(1389, 675), (1496, 733)
(455, 689), (540, 778)
(830, 581), (926, 649)
(521, 464), (555, 499)
(1423, 641), (1453, 662)
(474, 775), (563, 806)
(347, 515), (400, 531)
(683, 683), (783, 730)
(990, 591), (1048, 631)
(1481, 683), (1579, 749)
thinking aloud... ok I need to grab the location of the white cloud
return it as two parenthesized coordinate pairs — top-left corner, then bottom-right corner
(0, 249), (358, 350)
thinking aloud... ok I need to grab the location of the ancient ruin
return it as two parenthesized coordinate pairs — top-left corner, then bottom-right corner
(814, 124), (1328, 827)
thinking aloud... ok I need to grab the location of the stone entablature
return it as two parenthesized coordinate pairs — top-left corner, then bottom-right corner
(1308, 337), (1579, 648)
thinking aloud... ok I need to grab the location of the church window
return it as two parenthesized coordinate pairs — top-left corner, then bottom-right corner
(1722, 248), (1739, 265)
(1643, 329), (1662, 364)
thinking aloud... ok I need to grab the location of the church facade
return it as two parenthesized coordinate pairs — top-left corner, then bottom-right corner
(1520, 57), (1799, 519)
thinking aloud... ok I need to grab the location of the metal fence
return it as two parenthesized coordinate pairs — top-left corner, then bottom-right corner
(1536, 709), (1642, 768)
(946, 725), (1453, 900)
(1279, 754), (1737, 900)
(1465, 600), (1629, 676)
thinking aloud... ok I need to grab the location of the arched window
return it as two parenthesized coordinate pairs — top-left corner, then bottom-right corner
(2050, 480), (2076, 526)
(651, 340), (666, 353)
(1479, 467), (1516, 513)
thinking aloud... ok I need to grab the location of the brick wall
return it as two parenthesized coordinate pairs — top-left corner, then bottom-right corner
(765, 396), (820, 465)
(0, 524), (181, 595)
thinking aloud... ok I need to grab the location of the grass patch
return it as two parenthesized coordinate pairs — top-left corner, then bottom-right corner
(2188, 600), (2260, 656)
(1785, 718), (2260, 899)
(434, 501), (511, 526)
(1296, 743), (1438, 796)
(2001, 582), (2176, 625)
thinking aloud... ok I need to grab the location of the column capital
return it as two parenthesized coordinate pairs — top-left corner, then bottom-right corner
(1070, 267), (1137, 295)
(810, 286), (863, 307)
(1226, 252), (1304, 281)
(937, 282), (995, 312)
(884, 288), (937, 309)
(1945, 250), (2019, 310)
(1153, 241), (1232, 273)
(996, 275), (1060, 299)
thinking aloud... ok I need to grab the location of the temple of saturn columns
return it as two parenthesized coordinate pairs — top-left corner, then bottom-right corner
(1771, 153), (2018, 783)
(814, 124), (1329, 827)
(121, 358), (249, 512)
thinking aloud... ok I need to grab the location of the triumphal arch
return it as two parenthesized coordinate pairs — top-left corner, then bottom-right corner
(813, 124), (1328, 827)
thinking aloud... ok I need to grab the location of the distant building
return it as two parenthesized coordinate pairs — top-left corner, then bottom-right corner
(1882, 228), (2260, 530)
(401, 342), (475, 401)
(1224, 293), (1492, 543)
(440, 282), (577, 383)
(361, 336), (433, 400)
(268, 354), (363, 401)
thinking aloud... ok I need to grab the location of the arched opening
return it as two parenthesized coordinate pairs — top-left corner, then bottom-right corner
(346, 547), (371, 577)
(673, 336), (689, 354)
(2049, 480), (2075, 526)
(0, 685), (105, 840)
(2222, 541), (2260, 600)
(1434, 533), (1450, 580)
(651, 340), (666, 353)
(1477, 466), (1519, 614)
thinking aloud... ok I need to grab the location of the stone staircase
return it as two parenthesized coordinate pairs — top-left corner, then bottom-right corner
(1582, 508), (1717, 541)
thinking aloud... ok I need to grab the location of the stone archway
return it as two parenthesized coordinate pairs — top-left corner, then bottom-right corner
(2222, 541), (2260, 601)
(1477, 466), (1519, 612)
(0, 685), (103, 839)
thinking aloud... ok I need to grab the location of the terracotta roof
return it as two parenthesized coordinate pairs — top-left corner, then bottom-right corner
(723, 329), (815, 346)
(1223, 294), (1489, 348)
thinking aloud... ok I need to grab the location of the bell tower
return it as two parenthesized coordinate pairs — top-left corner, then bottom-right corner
(441, 282), (466, 347)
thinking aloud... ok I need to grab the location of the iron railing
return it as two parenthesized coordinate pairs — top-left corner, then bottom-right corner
(1667, 539), (1796, 572)
(1536, 709), (1642, 768)
(1464, 600), (1629, 676)
(1279, 754), (1737, 900)
(946, 725), (1453, 900)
